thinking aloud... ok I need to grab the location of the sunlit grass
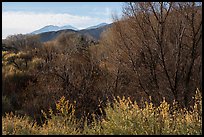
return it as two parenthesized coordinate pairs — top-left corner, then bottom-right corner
(2, 89), (202, 135)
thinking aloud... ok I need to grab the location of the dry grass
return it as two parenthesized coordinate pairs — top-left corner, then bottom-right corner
(2, 89), (202, 135)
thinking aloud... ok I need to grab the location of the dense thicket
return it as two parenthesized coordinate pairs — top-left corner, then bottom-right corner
(2, 2), (202, 127)
(100, 2), (202, 107)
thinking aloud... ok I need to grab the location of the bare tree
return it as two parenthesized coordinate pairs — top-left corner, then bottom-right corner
(101, 2), (202, 107)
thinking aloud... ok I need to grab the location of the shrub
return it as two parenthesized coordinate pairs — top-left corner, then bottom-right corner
(2, 112), (39, 135)
(2, 89), (202, 135)
(84, 89), (202, 135)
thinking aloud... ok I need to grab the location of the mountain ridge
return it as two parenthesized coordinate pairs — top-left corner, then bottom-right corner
(36, 23), (112, 42)
(31, 23), (109, 35)
(84, 23), (108, 30)
(31, 25), (78, 34)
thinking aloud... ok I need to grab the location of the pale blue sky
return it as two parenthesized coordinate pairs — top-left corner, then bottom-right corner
(2, 2), (123, 15)
(2, 2), (124, 38)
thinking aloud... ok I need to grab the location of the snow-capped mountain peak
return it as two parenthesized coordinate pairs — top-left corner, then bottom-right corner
(31, 25), (78, 34)
(30, 23), (109, 35)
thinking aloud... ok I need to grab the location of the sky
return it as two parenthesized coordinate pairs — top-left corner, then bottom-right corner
(2, 2), (124, 39)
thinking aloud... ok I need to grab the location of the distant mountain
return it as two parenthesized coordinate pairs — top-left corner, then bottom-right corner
(37, 29), (77, 42)
(58, 25), (78, 31)
(37, 23), (112, 42)
(31, 23), (109, 35)
(31, 25), (78, 34)
(31, 25), (59, 34)
(78, 23), (112, 40)
(85, 23), (108, 30)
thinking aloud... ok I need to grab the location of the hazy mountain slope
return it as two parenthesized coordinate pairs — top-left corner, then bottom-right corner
(37, 29), (77, 42)
(37, 23), (112, 42)
(85, 23), (108, 30)
(31, 25), (78, 35)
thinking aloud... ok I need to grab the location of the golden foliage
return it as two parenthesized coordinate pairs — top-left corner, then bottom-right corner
(2, 89), (202, 135)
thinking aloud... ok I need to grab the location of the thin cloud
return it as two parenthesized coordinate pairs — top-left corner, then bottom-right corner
(2, 11), (112, 39)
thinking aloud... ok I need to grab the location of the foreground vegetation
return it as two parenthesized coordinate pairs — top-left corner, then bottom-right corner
(2, 89), (202, 135)
(2, 2), (202, 135)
